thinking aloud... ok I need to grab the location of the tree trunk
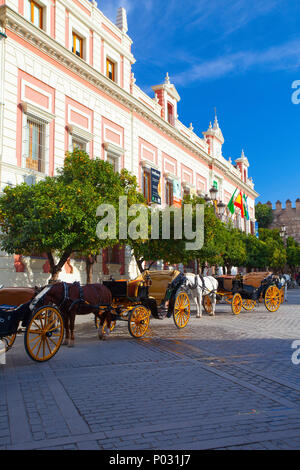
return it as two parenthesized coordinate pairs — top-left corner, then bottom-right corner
(85, 255), (96, 284)
(47, 250), (72, 283)
(226, 265), (232, 275)
(135, 257), (145, 274)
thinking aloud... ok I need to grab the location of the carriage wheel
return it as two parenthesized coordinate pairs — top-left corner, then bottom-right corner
(264, 285), (281, 312)
(242, 299), (256, 311)
(24, 305), (64, 362)
(128, 306), (150, 338)
(173, 292), (190, 328)
(203, 295), (213, 315)
(231, 293), (242, 315)
(3, 334), (16, 351)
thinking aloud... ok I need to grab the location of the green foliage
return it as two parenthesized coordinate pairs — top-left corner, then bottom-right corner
(0, 149), (145, 280)
(244, 235), (269, 269)
(255, 203), (274, 228)
(219, 225), (247, 270)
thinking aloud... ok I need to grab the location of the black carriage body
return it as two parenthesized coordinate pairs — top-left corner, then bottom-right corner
(102, 280), (149, 301)
(0, 302), (31, 338)
(102, 272), (187, 320)
(216, 274), (279, 301)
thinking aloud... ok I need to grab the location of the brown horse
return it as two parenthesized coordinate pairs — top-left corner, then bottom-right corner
(33, 282), (112, 347)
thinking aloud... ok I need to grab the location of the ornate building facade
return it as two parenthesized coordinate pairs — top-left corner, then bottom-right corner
(0, 0), (258, 285)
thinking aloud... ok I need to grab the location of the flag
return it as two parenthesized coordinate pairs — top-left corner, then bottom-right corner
(227, 188), (238, 214)
(234, 192), (244, 218)
(243, 194), (249, 220)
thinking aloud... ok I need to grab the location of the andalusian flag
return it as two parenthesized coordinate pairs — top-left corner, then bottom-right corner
(243, 194), (249, 220)
(227, 188), (238, 214)
(234, 192), (245, 218)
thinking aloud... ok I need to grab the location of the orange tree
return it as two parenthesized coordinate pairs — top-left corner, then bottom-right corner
(0, 149), (144, 282)
(129, 195), (225, 274)
(56, 149), (144, 282)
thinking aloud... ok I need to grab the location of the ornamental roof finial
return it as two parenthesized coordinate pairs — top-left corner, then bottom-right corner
(213, 108), (219, 130)
(165, 72), (170, 85)
(116, 7), (128, 33)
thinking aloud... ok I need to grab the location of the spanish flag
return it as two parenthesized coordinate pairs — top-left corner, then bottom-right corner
(234, 192), (245, 218)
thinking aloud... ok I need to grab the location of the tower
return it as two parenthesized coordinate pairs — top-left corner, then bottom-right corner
(151, 73), (180, 124)
(203, 114), (224, 159)
(235, 149), (250, 183)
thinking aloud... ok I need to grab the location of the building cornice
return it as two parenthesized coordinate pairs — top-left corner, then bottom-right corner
(0, 5), (259, 200)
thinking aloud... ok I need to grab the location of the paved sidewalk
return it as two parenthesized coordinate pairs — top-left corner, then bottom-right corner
(1, 289), (300, 450)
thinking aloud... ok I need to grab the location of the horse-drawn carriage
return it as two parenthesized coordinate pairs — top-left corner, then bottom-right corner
(0, 287), (64, 362)
(96, 270), (191, 338)
(0, 270), (190, 362)
(203, 272), (283, 315)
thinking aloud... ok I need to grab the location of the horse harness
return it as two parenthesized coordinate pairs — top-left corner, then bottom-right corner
(191, 275), (217, 295)
(58, 282), (102, 311)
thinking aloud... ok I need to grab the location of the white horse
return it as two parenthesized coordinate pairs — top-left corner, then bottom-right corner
(183, 273), (219, 318)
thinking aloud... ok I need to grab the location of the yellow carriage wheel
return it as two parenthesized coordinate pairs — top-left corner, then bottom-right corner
(203, 295), (213, 315)
(3, 333), (17, 351)
(128, 306), (150, 338)
(173, 292), (190, 328)
(242, 299), (256, 311)
(24, 305), (64, 362)
(264, 285), (281, 312)
(231, 293), (242, 315)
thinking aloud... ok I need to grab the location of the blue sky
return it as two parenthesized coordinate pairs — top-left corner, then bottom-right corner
(99, 0), (300, 207)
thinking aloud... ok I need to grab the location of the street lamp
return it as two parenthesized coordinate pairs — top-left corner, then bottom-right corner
(217, 201), (226, 219)
(209, 186), (218, 202)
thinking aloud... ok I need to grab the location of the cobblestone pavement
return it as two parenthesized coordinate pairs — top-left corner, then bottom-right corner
(1, 289), (300, 450)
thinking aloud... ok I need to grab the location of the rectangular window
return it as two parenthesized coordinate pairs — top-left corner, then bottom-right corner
(167, 102), (175, 126)
(72, 137), (86, 151)
(143, 169), (151, 204)
(107, 245), (120, 264)
(183, 187), (190, 199)
(106, 58), (115, 82)
(107, 154), (118, 172)
(25, 119), (45, 173)
(28, 0), (43, 29)
(166, 180), (173, 206)
(72, 32), (83, 58)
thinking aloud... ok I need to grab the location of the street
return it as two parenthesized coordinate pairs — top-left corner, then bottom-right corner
(1, 289), (300, 450)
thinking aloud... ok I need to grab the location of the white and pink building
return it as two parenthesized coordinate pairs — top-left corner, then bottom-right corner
(0, 0), (258, 285)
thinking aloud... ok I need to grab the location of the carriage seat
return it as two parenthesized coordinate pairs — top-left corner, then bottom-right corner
(126, 270), (180, 302)
(142, 270), (180, 303)
(242, 272), (273, 288)
(0, 287), (35, 307)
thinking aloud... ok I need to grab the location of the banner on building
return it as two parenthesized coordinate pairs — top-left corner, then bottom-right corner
(172, 178), (182, 207)
(255, 221), (259, 238)
(151, 168), (161, 204)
